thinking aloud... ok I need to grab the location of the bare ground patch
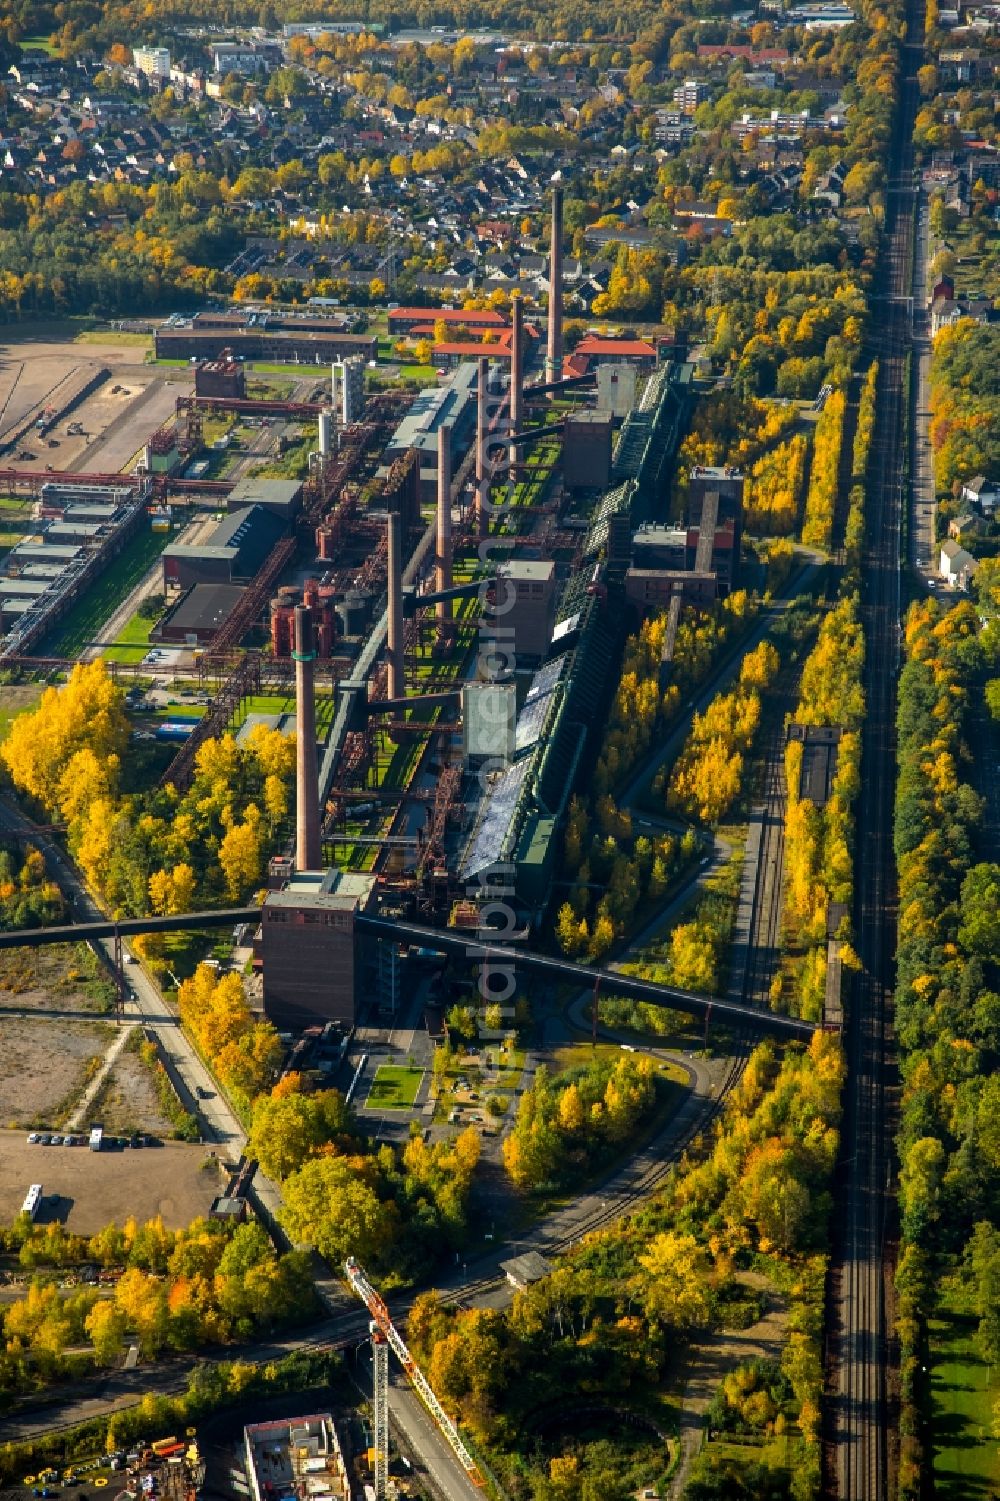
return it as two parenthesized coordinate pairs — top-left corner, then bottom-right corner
(0, 1129), (224, 1231)
(89, 1046), (175, 1137)
(0, 1015), (115, 1128)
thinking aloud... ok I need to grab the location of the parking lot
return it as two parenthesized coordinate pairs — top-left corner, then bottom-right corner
(0, 1129), (223, 1232)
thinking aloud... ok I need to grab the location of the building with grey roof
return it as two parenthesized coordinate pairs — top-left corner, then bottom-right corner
(162, 505), (287, 590)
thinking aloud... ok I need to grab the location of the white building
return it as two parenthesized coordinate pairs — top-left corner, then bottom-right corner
(133, 46), (171, 81)
(939, 539), (979, 589)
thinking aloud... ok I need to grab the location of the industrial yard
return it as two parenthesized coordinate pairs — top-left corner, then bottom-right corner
(0, 220), (760, 1042)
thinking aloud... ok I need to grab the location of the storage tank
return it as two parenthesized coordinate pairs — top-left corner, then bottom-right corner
(270, 598), (295, 657)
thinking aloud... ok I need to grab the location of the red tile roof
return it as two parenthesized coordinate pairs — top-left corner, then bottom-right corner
(388, 307), (507, 326)
(574, 336), (657, 358)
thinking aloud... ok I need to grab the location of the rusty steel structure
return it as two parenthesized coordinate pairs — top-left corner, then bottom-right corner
(175, 395), (325, 419)
(0, 467), (147, 496)
(416, 761), (462, 882)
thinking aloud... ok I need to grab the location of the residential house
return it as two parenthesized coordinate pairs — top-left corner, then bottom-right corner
(961, 474), (1000, 512)
(939, 538), (979, 588)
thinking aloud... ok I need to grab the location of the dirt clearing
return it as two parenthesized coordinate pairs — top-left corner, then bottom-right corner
(0, 1015), (115, 1128)
(91, 1044), (175, 1137)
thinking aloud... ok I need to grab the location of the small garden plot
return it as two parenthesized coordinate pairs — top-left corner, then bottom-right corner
(367, 1064), (424, 1110)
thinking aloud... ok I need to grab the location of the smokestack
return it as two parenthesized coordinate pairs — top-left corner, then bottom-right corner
(436, 423), (453, 629)
(546, 185), (564, 390)
(476, 356), (488, 541)
(387, 510), (404, 703)
(294, 604), (321, 872)
(509, 296), (523, 474)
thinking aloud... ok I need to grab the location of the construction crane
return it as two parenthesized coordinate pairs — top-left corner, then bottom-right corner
(371, 1322), (389, 1501)
(345, 1257), (485, 1490)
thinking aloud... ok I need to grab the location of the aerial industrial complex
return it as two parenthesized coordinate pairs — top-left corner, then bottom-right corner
(0, 188), (739, 1040)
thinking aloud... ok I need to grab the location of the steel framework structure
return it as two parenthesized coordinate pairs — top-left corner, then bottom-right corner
(345, 1257), (485, 1489)
(371, 1325), (389, 1501)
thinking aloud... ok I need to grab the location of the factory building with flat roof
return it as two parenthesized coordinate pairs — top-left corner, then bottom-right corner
(162, 505), (287, 591)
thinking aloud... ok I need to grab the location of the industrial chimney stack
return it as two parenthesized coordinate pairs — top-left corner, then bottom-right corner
(509, 296), (524, 474)
(386, 510), (404, 703)
(294, 604), (321, 872)
(436, 423), (453, 631)
(546, 185), (564, 389)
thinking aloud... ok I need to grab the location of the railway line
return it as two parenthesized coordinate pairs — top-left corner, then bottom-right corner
(824, 6), (921, 1494)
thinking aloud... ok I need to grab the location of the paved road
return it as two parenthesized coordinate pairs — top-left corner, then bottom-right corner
(910, 190), (937, 577)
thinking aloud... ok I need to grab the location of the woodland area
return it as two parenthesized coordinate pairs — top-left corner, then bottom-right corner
(893, 595), (1000, 1495)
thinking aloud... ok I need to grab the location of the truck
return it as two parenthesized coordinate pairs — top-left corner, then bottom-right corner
(89, 1124), (103, 1152)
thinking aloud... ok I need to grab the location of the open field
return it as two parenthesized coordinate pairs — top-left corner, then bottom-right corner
(81, 377), (185, 473)
(42, 527), (171, 657)
(75, 330), (153, 348)
(931, 1291), (1000, 1499)
(0, 338), (191, 474)
(102, 608), (154, 663)
(0, 1128), (222, 1231)
(0, 1016), (115, 1128)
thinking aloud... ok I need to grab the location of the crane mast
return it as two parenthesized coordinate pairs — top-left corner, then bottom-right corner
(370, 1322), (389, 1501)
(345, 1257), (485, 1489)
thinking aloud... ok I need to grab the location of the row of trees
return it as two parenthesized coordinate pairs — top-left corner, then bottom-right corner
(927, 320), (1000, 496)
(666, 640), (780, 825)
(801, 389), (847, 551)
(892, 598), (1000, 1496)
(176, 965), (282, 1118)
(743, 434), (809, 537)
(844, 361), (878, 576)
(0, 1216), (313, 1401)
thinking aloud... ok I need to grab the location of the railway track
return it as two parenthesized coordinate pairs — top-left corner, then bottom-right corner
(824, 8), (920, 1494)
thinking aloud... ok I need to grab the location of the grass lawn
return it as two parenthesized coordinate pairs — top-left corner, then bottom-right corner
(367, 1064), (424, 1110)
(75, 330), (152, 348)
(931, 1286), (1000, 1498)
(103, 610), (155, 663)
(0, 684), (43, 741)
(43, 528), (171, 658)
(232, 690), (338, 736)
